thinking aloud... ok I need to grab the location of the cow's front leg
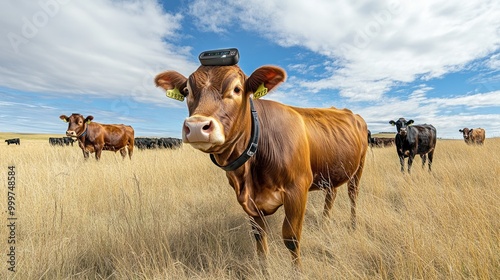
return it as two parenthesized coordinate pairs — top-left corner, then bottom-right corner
(250, 215), (269, 273)
(282, 187), (308, 269)
(407, 154), (414, 174)
(82, 149), (90, 159)
(399, 155), (405, 173)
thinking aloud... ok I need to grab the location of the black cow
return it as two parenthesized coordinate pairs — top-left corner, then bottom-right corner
(158, 137), (182, 149)
(49, 137), (75, 146)
(49, 137), (64, 146)
(389, 118), (437, 173)
(62, 137), (75, 146)
(5, 138), (20, 145)
(135, 138), (157, 150)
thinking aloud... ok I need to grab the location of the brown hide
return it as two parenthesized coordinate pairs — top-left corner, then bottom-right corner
(469, 128), (486, 145)
(60, 113), (134, 160)
(155, 65), (368, 268)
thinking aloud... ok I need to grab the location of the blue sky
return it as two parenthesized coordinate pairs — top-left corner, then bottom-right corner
(1, 0), (499, 139)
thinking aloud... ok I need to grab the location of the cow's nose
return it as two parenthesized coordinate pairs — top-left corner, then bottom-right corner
(183, 119), (213, 142)
(66, 130), (76, 137)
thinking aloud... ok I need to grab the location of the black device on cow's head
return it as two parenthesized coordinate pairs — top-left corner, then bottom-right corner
(198, 48), (239, 66)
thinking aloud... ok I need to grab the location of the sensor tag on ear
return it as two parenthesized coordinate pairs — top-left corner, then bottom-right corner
(253, 84), (268, 99)
(165, 88), (185, 101)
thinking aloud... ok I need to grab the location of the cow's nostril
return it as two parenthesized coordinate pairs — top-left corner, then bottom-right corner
(202, 122), (212, 131)
(184, 124), (191, 135)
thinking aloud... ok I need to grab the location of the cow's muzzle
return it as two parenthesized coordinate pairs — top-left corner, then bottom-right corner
(66, 130), (77, 137)
(399, 128), (407, 137)
(182, 116), (224, 149)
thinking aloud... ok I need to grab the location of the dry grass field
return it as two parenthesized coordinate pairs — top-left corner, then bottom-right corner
(0, 134), (499, 279)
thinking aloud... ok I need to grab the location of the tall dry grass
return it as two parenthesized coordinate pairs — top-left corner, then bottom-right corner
(0, 137), (499, 279)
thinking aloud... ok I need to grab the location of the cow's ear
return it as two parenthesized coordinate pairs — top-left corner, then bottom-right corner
(469, 129), (473, 133)
(389, 120), (396, 126)
(246, 66), (286, 98)
(459, 129), (463, 133)
(155, 71), (188, 102)
(85, 116), (94, 124)
(60, 115), (69, 122)
(407, 120), (414, 126)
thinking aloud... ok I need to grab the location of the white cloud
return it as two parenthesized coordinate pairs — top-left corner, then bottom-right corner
(486, 53), (500, 70)
(431, 91), (500, 108)
(0, 0), (198, 103)
(189, 0), (500, 101)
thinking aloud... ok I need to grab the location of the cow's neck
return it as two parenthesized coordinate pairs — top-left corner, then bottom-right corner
(210, 98), (259, 171)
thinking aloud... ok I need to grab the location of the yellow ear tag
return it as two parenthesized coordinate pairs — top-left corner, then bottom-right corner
(62, 119), (68, 123)
(86, 120), (91, 124)
(253, 83), (268, 99)
(165, 88), (185, 101)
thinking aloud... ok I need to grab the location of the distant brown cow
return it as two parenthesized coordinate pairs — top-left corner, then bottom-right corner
(155, 65), (368, 268)
(459, 128), (485, 145)
(59, 113), (134, 160)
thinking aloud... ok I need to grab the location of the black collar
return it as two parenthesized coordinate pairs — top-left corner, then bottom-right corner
(210, 98), (259, 171)
(78, 124), (88, 138)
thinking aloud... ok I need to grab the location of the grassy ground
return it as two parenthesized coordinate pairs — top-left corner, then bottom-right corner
(0, 137), (499, 279)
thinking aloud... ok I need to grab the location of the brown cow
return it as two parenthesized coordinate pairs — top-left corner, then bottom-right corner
(155, 65), (368, 268)
(459, 128), (485, 145)
(59, 113), (134, 160)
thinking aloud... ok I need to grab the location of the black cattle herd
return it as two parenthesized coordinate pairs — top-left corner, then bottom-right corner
(134, 137), (182, 150)
(5, 136), (182, 150)
(3, 117), (486, 173)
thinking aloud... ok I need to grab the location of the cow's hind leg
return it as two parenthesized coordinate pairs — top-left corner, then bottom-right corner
(427, 150), (434, 172)
(421, 154), (427, 169)
(128, 140), (134, 160)
(322, 187), (338, 221)
(120, 148), (127, 159)
(95, 148), (102, 160)
(348, 170), (363, 230)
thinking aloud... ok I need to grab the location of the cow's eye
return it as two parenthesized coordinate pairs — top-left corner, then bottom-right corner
(182, 87), (189, 96)
(234, 87), (241, 95)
